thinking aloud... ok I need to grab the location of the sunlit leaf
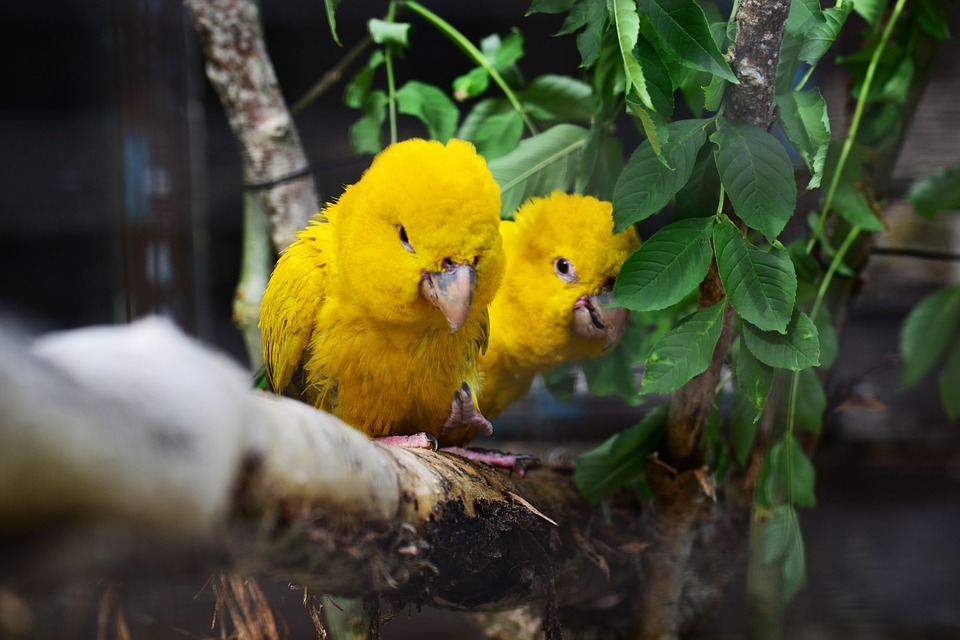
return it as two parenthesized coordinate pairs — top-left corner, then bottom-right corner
(613, 0), (653, 109)
(900, 285), (960, 388)
(453, 67), (491, 100)
(641, 300), (725, 395)
(711, 119), (797, 242)
(743, 307), (820, 371)
(368, 18), (411, 47)
(489, 124), (588, 218)
(615, 217), (715, 311)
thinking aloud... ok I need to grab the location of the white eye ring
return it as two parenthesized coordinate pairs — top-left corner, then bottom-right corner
(554, 257), (578, 283)
(398, 225), (415, 254)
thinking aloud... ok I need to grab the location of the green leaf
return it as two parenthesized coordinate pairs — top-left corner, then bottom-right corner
(396, 81), (459, 142)
(488, 124), (588, 219)
(909, 163), (960, 218)
(453, 67), (491, 100)
(634, 36), (675, 118)
(743, 307), (820, 371)
(776, 89), (830, 190)
(714, 217), (797, 333)
(343, 51), (384, 109)
(795, 368), (827, 434)
(521, 75), (596, 123)
(641, 300), (725, 395)
(323, 0), (343, 46)
(568, 0), (607, 67)
(541, 362), (576, 402)
(368, 18), (411, 48)
(576, 129), (624, 200)
(574, 403), (668, 503)
(348, 90), (387, 154)
(938, 340), (960, 421)
(785, 436), (817, 508)
(457, 98), (509, 140)
(615, 217), (715, 312)
(811, 305), (838, 369)
(852, 0), (887, 27)
(637, 0), (737, 82)
(763, 504), (807, 602)
(580, 342), (641, 405)
(528, 0), (577, 14)
(674, 142), (721, 219)
(900, 286), (960, 388)
(711, 119), (797, 242)
(918, 0), (951, 40)
(473, 110), (525, 161)
(612, 119), (709, 230)
(730, 385), (759, 465)
(627, 101), (669, 157)
(798, 3), (854, 67)
(491, 31), (525, 68)
(735, 336), (774, 419)
(613, 0), (653, 110)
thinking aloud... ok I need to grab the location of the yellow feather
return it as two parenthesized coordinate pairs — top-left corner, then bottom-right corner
(480, 191), (640, 417)
(259, 139), (505, 445)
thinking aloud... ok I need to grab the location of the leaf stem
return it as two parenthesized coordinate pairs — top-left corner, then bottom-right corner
(399, 0), (538, 136)
(806, 0), (907, 253)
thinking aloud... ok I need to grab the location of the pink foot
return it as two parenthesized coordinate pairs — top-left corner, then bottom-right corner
(442, 383), (494, 437)
(440, 446), (540, 477)
(376, 432), (439, 450)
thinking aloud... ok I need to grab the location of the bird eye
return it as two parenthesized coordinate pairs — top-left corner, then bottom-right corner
(554, 257), (578, 283)
(398, 225), (415, 254)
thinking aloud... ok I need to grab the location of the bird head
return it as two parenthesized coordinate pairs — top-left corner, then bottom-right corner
(332, 139), (505, 333)
(494, 191), (640, 367)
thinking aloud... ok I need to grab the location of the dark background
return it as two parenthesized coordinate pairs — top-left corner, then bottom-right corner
(1, 1), (959, 638)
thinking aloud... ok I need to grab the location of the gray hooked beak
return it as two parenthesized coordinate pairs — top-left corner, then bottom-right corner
(571, 291), (629, 351)
(419, 261), (476, 333)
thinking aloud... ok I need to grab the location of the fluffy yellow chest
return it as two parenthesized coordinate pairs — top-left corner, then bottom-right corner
(303, 310), (478, 440)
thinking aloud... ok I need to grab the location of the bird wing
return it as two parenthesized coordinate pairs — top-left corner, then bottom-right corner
(259, 231), (329, 395)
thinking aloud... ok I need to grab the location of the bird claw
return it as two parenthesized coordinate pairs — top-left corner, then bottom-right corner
(440, 446), (541, 477)
(442, 382), (494, 437)
(376, 432), (439, 451)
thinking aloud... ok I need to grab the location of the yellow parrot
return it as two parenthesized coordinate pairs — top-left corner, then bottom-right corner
(478, 191), (640, 418)
(259, 138), (505, 449)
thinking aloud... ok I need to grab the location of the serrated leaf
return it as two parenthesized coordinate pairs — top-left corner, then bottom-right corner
(798, 3), (854, 67)
(735, 336), (774, 418)
(714, 217), (797, 333)
(368, 18), (410, 47)
(613, 119), (709, 230)
(574, 403), (668, 503)
(641, 300), (725, 395)
(615, 217), (715, 311)
(938, 340), (960, 421)
(795, 368), (827, 434)
(395, 81), (459, 142)
(777, 89), (830, 190)
(637, 0), (737, 82)
(323, 0), (343, 46)
(572, 0), (607, 67)
(521, 75), (596, 123)
(743, 307), (820, 371)
(711, 119), (797, 242)
(348, 90), (387, 154)
(612, 0), (653, 110)
(900, 286), (960, 388)
(635, 36), (675, 117)
(908, 163), (960, 218)
(489, 124), (588, 218)
(627, 101), (669, 157)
